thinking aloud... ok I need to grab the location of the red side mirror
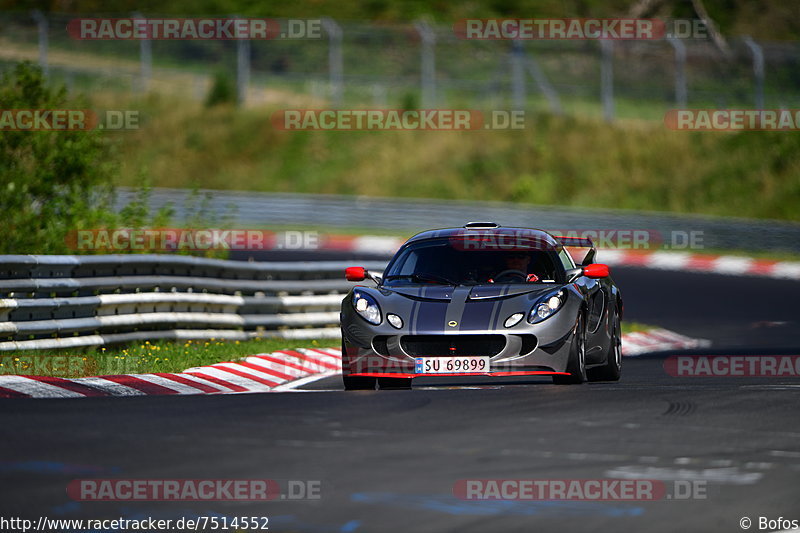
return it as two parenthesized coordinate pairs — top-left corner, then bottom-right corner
(583, 263), (610, 279)
(345, 266), (366, 281)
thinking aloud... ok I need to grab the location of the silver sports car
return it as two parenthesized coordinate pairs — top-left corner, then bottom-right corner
(340, 223), (623, 389)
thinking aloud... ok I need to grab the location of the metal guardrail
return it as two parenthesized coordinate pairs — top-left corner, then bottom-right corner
(119, 188), (800, 254)
(0, 255), (387, 351)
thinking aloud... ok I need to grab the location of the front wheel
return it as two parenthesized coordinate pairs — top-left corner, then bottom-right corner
(553, 314), (587, 385)
(341, 339), (376, 390)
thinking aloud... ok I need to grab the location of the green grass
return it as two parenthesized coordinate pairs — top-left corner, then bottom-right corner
(107, 95), (800, 222)
(0, 337), (339, 378)
(621, 322), (656, 335)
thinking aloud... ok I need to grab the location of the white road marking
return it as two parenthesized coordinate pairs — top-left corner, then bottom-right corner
(606, 465), (763, 485)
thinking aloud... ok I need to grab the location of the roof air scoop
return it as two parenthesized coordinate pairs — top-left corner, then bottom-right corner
(463, 222), (500, 229)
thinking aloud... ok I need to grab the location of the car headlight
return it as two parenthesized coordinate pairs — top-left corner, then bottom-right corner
(353, 290), (382, 325)
(528, 290), (565, 324)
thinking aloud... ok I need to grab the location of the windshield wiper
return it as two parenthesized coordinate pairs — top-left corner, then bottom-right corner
(384, 273), (457, 285)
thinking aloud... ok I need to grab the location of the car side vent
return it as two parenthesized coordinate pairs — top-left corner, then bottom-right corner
(463, 222), (500, 229)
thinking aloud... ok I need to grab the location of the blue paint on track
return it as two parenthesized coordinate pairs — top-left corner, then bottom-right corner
(351, 492), (644, 517)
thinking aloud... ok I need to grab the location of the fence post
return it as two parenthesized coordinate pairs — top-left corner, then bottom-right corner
(525, 52), (562, 114)
(742, 36), (764, 109)
(415, 21), (436, 108)
(372, 84), (387, 107)
(667, 37), (688, 107)
(235, 16), (251, 106)
(600, 39), (614, 121)
(322, 18), (344, 108)
(511, 39), (526, 110)
(31, 10), (48, 77)
(132, 13), (151, 93)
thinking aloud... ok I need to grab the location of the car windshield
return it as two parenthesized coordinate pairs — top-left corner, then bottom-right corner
(383, 238), (565, 286)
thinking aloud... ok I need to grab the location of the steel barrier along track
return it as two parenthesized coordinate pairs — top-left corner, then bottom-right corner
(0, 255), (387, 351)
(117, 188), (800, 255)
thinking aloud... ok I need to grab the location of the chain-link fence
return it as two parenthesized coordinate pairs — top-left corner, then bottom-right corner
(3, 12), (800, 120)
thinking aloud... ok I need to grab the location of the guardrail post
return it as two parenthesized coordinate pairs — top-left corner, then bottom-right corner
(743, 36), (765, 109)
(667, 36), (688, 107)
(322, 18), (344, 108)
(31, 10), (48, 77)
(132, 12), (151, 93)
(415, 21), (436, 109)
(511, 39), (526, 111)
(235, 15), (250, 106)
(600, 39), (614, 121)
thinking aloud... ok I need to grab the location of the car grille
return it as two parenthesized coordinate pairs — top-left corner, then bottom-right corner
(400, 335), (506, 357)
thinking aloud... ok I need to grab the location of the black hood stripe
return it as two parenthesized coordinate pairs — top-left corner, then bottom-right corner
(490, 285), (511, 329)
(459, 299), (496, 330)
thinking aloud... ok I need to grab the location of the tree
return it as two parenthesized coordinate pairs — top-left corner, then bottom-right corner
(0, 61), (117, 254)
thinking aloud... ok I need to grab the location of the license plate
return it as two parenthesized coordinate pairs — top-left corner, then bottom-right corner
(414, 356), (490, 374)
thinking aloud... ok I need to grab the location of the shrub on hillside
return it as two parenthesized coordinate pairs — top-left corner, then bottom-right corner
(0, 61), (116, 254)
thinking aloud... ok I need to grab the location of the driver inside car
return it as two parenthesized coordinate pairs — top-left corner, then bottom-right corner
(489, 252), (539, 283)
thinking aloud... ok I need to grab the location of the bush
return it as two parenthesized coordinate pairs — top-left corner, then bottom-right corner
(205, 71), (236, 107)
(0, 61), (117, 254)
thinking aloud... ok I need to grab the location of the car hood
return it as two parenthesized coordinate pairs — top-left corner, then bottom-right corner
(382, 284), (560, 302)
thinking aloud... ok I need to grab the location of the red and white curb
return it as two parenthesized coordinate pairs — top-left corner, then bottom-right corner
(0, 329), (709, 398)
(0, 348), (341, 399)
(598, 250), (800, 280)
(622, 328), (710, 357)
(314, 235), (800, 281)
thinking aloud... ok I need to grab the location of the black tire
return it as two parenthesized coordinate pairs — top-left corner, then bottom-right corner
(341, 338), (377, 390)
(343, 376), (376, 390)
(588, 314), (622, 382)
(377, 377), (412, 390)
(553, 314), (587, 385)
